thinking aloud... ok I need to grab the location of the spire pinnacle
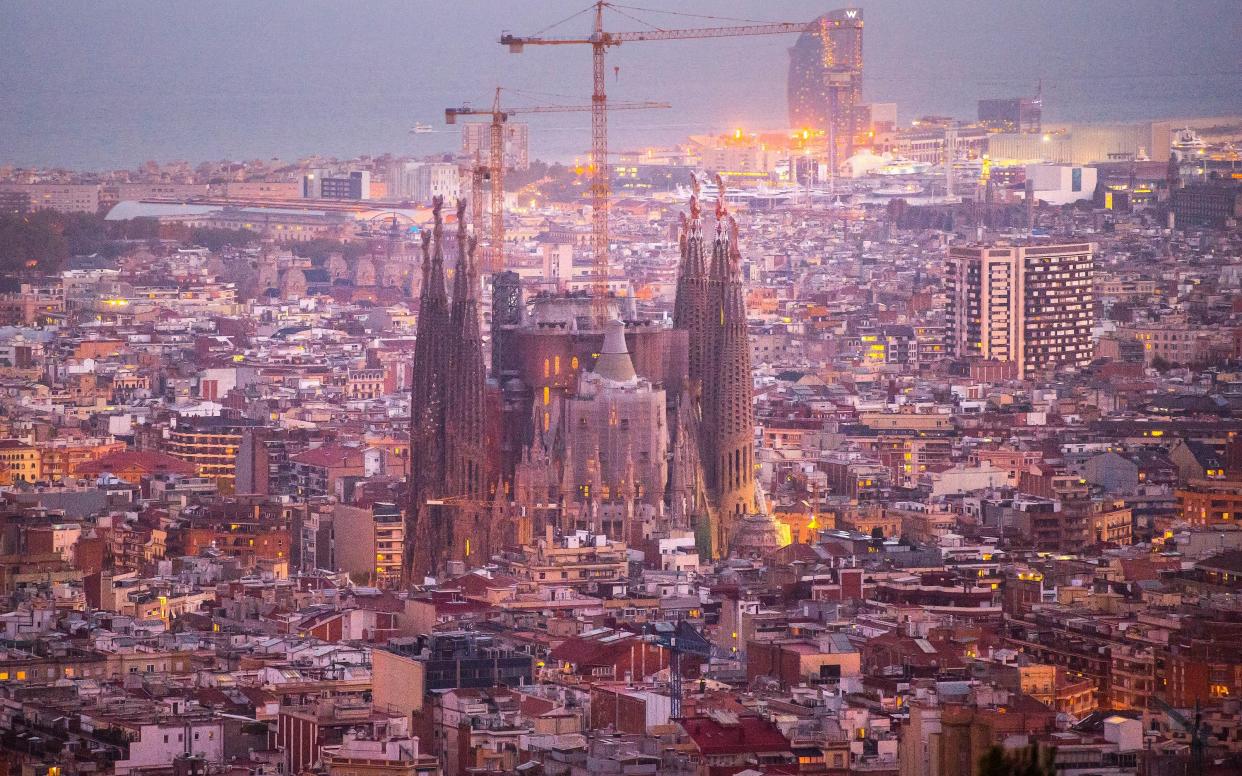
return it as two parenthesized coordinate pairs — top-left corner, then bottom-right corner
(714, 173), (728, 228)
(689, 172), (701, 221)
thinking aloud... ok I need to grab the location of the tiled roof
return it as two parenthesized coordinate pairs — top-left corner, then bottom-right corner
(77, 450), (196, 477)
(289, 444), (363, 468)
(680, 714), (791, 756)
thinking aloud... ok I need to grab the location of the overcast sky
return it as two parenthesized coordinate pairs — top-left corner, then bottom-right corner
(2, 0), (1239, 169)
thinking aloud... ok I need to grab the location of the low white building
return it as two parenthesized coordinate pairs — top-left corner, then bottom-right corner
(1024, 163), (1098, 205)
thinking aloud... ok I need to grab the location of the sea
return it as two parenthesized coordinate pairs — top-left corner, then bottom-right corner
(2, 0), (1238, 171)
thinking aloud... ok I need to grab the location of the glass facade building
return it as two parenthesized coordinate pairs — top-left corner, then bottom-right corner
(787, 8), (864, 160)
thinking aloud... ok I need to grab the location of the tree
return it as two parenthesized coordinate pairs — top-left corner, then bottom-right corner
(60, 211), (110, 256)
(978, 746), (1009, 776)
(0, 210), (70, 274)
(189, 227), (259, 251)
(978, 744), (1057, 776)
(292, 238), (369, 265)
(0, 210), (140, 274)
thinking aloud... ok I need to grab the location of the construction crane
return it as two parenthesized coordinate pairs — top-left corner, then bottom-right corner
(644, 620), (736, 719)
(1151, 696), (1207, 776)
(501, 2), (813, 321)
(445, 87), (668, 274)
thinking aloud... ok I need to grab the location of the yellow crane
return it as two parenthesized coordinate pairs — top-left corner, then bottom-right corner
(445, 87), (668, 274)
(501, 2), (814, 319)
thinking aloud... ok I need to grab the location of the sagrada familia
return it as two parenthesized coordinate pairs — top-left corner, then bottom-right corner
(405, 179), (765, 582)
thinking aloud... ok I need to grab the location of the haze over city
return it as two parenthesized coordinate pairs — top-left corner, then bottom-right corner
(2, 0), (1239, 168)
(2, 3), (1242, 776)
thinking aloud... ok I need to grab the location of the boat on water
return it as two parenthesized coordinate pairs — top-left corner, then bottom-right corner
(1170, 127), (1206, 160)
(410, 123), (435, 134)
(675, 182), (798, 203)
(875, 157), (931, 176)
(871, 182), (924, 197)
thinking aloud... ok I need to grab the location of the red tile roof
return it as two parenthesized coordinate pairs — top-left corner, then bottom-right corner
(76, 450), (196, 478)
(680, 714), (791, 756)
(446, 571), (521, 595)
(289, 445), (364, 469)
(550, 633), (643, 667)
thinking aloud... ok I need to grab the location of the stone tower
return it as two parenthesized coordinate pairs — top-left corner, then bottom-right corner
(443, 199), (490, 564)
(673, 178), (757, 557)
(407, 197), (451, 581)
(407, 197), (495, 581)
(673, 178), (711, 398)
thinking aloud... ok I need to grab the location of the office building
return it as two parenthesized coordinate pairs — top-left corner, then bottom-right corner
(978, 96), (1042, 134)
(461, 122), (530, 171)
(787, 8), (864, 160)
(1170, 181), (1242, 228)
(388, 161), (460, 202)
(373, 632), (534, 714)
(303, 170), (371, 200)
(0, 183), (100, 214)
(947, 242), (1095, 378)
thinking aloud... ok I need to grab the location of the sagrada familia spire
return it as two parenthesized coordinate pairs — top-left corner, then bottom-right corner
(408, 198), (450, 580)
(673, 175), (758, 556)
(407, 197), (495, 582)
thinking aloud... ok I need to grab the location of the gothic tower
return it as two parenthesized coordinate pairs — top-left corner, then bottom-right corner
(672, 178), (757, 557)
(673, 177), (711, 397)
(444, 199), (490, 564)
(407, 197), (451, 581)
(703, 195), (758, 550)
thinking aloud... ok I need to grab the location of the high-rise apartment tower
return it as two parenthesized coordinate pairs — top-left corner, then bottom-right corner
(947, 242), (1096, 378)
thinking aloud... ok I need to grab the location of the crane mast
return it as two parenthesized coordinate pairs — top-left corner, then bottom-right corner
(489, 89), (505, 275)
(501, 2), (811, 323)
(446, 87), (667, 279)
(590, 2), (609, 323)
